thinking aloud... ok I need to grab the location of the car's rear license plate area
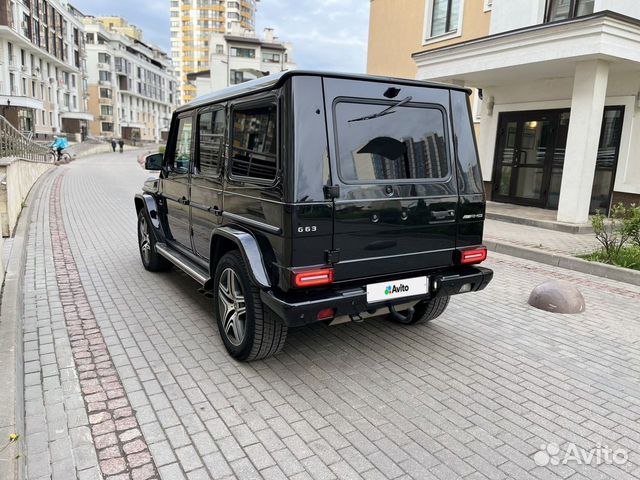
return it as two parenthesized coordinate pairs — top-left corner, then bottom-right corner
(366, 276), (428, 304)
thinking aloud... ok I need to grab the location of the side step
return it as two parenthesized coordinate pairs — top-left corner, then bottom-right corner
(155, 243), (210, 286)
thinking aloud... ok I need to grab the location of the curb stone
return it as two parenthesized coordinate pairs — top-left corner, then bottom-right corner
(486, 240), (640, 287)
(0, 166), (59, 480)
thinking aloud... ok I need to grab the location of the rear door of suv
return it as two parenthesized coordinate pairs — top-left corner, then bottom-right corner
(323, 78), (459, 282)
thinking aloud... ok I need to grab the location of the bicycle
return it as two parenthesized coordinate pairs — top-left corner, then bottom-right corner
(46, 147), (71, 163)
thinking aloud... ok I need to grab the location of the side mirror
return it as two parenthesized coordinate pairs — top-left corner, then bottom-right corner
(144, 153), (163, 171)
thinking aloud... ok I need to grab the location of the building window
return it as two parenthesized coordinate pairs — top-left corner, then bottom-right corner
(99, 71), (112, 82)
(263, 52), (280, 63)
(545, 0), (594, 22)
(99, 88), (112, 98)
(430, 0), (461, 38)
(100, 105), (113, 116)
(215, 44), (224, 54)
(101, 122), (114, 132)
(230, 104), (278, 182)
(98, 52), (111, 64)
(230, 47), (255, 58)
(230, 70), (245, 85)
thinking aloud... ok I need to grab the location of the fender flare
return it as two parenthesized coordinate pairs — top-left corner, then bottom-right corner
(134, 194), (164, 238)
(210, 226), (271, 290)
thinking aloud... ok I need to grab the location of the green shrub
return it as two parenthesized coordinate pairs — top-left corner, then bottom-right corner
(588, 203), (640, 270)
(582, 246), (640, 271)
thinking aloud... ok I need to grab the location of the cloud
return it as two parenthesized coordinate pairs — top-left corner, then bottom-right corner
(257, 0), (370, 72)
(78, 0), (370, 72)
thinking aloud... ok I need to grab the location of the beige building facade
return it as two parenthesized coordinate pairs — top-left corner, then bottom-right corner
(367, 0), (491, 79)
(369, 0), (640, 224)
(83, 17), (177, 143)
(0, 0), (92, 140)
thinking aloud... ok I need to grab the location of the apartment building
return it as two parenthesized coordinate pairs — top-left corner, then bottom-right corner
(369, 0), (640, 224)
(0, 0), (92, 140)
(188, 26), (295, 96)
(170, 0), (259, 104)
(83, 17), (177, 143)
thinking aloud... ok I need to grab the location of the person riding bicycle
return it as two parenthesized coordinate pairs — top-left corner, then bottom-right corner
(50, 135), (69, 161)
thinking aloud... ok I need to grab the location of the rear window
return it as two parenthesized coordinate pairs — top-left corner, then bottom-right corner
(334, 101), (450, 183)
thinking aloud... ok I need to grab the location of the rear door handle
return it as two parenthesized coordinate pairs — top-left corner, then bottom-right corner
(431, 210), (456, 221)
(212, 206), (222, 217)
(179, 196), (189, 205)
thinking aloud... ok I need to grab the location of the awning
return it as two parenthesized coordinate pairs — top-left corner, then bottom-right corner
(413, 12), (640, 87)
(61, 111), (94, 121)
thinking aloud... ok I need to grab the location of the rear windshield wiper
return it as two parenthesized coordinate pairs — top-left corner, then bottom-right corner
(348, 96), (413, 123)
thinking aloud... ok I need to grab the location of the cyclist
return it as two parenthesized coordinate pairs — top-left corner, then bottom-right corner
(50, 135), (70, 161)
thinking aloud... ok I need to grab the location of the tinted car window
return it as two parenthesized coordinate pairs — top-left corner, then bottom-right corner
(196, 109), (225, 177)
(334, 101), (449, 183)
(170, 116), (193, 174)
(451, 91), (484, 195)
(230, 104), (277, 181)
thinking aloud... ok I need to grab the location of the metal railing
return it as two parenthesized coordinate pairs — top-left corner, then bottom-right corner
(0, 115), (50, 163)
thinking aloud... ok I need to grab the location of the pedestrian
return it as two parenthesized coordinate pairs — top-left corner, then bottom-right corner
(118, 139), (124, 153)
(111, 138), (116, 152)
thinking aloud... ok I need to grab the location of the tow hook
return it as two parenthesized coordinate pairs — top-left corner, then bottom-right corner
(349, 313), (364, 323)
(388, 305), (415, 323)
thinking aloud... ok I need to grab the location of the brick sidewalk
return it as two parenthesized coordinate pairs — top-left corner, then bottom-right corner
(17, 152), (640, 479)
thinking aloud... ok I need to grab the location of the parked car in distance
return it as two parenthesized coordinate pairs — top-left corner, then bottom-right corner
(135, 70), (493, 361)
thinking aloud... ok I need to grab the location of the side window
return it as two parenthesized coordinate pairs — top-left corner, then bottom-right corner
(196, 109), (225, 177)
(169, 116), (193, 174)
(230, 103), (277, 182)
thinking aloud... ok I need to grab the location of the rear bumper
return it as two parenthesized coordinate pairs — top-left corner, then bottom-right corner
(261, 266), (493, 327)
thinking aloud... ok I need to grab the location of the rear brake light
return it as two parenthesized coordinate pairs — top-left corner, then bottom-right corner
(293, 268), (334, 288)
(459, 247), (487, 265)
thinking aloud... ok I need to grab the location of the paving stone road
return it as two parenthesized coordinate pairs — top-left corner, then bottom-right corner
(20, 150), (640, 480)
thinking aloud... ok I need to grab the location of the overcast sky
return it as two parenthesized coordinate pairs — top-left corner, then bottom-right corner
(78, 0), (370, 73)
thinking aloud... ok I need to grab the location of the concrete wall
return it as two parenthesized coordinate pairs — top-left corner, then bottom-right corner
(490, 0), (640, 34)
(0, 158), (55, 237)
(490, 0), (545, 34)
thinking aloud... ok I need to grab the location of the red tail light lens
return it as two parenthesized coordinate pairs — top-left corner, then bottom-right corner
(459, 247), (487, 265)
(293, 268), (334, 288)
(317, 308), (335, 320)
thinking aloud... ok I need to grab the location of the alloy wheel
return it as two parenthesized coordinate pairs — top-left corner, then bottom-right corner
(138, 215), (151, 264)
(218, 268), (247, 346)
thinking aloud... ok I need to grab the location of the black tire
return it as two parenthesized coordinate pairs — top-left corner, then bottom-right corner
(390, 296), (450, 325)
(60, 152), (71, 162)
(214, 251), (287, 361)
(137, 210), (172, 272)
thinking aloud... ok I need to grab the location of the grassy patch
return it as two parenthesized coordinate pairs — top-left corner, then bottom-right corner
(581, 246), (640, 271)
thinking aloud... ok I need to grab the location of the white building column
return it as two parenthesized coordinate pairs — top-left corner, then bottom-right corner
(557, 60), (609, 224)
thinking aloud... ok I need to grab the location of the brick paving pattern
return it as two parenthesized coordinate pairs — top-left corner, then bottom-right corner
(48, 174), (158, 480)
(21, 151), (640, 479)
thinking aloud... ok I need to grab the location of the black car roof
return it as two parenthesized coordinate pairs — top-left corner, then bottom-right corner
(176, 70), (470, 113)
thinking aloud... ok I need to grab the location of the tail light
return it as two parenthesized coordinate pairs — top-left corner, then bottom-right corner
(292, 268), (334, 288)
(458, 247), (487, 265)
(317, 308), (335, 320)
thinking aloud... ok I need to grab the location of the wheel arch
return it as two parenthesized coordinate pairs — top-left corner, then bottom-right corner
(210, 227), (271, 290)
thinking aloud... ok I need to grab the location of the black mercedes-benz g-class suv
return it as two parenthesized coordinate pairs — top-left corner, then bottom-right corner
(135, 71), (493, 361)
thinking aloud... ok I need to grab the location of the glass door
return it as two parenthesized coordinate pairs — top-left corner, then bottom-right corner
(493, 112), (554, 207)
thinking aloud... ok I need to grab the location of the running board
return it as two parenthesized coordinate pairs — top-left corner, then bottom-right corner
(155, 243), (210, 285)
